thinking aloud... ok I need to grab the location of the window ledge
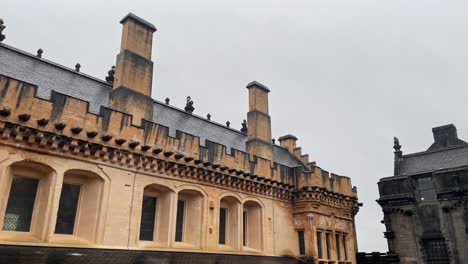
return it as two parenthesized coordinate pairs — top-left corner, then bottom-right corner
(50, 235), (92, 246)
(241, 246), (263, 254)
(173, 242), (200, 250)
(217, 244), (239, 252)
(138, 240), (169, 249)
(0, 231), (42, 243)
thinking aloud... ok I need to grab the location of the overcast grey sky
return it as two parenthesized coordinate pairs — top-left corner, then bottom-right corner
(3, 0), (468, 252)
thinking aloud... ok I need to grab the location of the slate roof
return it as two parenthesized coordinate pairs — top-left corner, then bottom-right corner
(152, 101), (247, 153)
(274, 145), (303, 167)
(399, 145), (468, 175)
(0, 43), (303, 167)
(0, 43), (111, 114)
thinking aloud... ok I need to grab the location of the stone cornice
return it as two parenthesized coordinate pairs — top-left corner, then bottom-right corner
(292, 186), (360, 217)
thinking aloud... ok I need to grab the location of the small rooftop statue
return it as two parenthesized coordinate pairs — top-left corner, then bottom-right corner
(184, 96), (194, 113)
(106, 66), (115, 84)
(207, 113), (211, 120)
(75, 63), (81, 72)
(0, 18), (6, 42)
(165, 97), (170, 105)
(241, 119), (248, 134)
(393, 137), (401, 152)
(36, 49), (43, 58)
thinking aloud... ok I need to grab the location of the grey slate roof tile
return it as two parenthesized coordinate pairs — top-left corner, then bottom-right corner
(400, 145), (468, 175)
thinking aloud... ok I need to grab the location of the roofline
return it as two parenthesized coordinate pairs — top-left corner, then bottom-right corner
(0, 43), (113, 87)
(402, 143), (468, 159)
(379, 164), (468, 182)
(153, 99), (248, 136)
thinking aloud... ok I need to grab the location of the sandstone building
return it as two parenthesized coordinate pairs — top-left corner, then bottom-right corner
(378, 124), (468, 264)
(0, 14), (360, 263)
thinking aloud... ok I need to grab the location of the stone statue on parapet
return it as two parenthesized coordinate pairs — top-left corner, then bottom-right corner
(184, 96), (194, 113)
(241, 119), (248, 134)
(0, 18), (6, 42)
(106, 66), (115, 84)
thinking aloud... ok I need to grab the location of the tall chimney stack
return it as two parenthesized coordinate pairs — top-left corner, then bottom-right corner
(246, 81), (274, 162)
(108, 13), (156, 126)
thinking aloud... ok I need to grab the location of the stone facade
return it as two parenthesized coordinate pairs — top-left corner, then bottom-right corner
(378, 124), (468, 264)
(0, 14), (359, 263)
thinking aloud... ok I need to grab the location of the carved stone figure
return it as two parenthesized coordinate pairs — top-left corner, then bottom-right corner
(106, 66), (115, 84)
(184, 96), (194, 113)
(393, 136), (401, 151)
(0, 18), (6, 42)
(241, 119), (248, 134)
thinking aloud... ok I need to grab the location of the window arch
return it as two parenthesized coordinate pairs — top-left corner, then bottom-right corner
(0, 161), (55, 241)
(242, 200), (263, 251)
(218, 195), (241, 250)
(53, 169), (105, 243)
(138, 183), (173, 246)
(174, 189), (204, 248)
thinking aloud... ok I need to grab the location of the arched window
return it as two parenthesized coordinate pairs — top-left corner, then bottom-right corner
(219, 196), (241, 250)
(242, 200), (263, 251)
(0, 161), (54, 241)
(138, 184), (173, 246)
(174, 189), (204, 248)
(54, 170), (104, 243)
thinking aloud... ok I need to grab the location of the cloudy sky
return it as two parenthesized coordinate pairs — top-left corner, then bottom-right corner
(3, 0), (468, 252)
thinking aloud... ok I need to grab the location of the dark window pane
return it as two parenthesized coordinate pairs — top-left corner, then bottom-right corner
(139, 196), (157, 241)
(343, 235), (348, 260)
(54, 184), (81, 234)
(336, 234), (341, 260)
(325, 232), (331, 259)
(423, 239), (450, 264)
(2, 177), (39, 232)
(219, 208), (227, 244)
(316, 231), (323, 259)
(175, 200), (185, 242)
(298, 230), (305, 255)
(242, 211), (247, 246)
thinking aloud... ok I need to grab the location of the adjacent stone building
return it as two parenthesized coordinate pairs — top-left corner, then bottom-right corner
(378, 124), (468, 264)
(0, 14), (360, 263)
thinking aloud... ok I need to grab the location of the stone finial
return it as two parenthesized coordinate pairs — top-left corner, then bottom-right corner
(36, 49), (43, 58)
(226, 121), (230, 127)
(106, 66), (115, 84)
(0, 18), (5, 42)
(165, 97), (170, 105)
(241, 119), (248, 134)
(75, 63), (81, 72)
(184, 96), (194, 113)
(207, 113), (211, 120)
(393, 137), (402, 155)
(393, 137), (403, 176)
